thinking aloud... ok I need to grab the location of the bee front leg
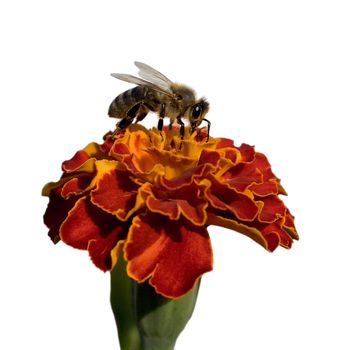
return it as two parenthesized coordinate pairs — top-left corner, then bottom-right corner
(176, 117), (185, 140)
(176, 117), (185, 150)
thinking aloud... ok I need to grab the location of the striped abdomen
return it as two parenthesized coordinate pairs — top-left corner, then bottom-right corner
(108, 85), (149, 119)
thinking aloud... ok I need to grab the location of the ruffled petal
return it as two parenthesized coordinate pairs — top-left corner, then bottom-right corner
(62, 144), (103, 174)
(61, 174), (94, 198)
(222, 164), (262, 193)
(60, 196), (127, 270)
(203, 175), (259, 221)
(143, 183), (208, 226)
(255, 219), (295, 249)
(125, 213), (213, 298)
(43, 191), (80, 243)
(249, 180), (279, 196)
(62, 150), (90, 172)
(257, 195), (286, 223)
(206, 212), (279, 251)
(91, 169), (140, 220)
(43, 124), (298, 294)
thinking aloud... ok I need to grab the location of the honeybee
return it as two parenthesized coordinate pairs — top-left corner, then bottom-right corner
(108, 62), (210, 140)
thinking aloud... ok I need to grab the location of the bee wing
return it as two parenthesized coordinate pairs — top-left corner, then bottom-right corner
(111, 73), (174, 98)
(134, 61), (173, 93)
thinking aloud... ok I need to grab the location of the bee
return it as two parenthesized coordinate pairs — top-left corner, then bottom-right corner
(108, 61), (210, 141)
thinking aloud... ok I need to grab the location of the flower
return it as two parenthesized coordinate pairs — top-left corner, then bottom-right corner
(42, 124), (298, 298)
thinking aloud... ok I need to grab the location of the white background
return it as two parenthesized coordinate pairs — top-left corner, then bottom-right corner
(1, 1), (349, 349)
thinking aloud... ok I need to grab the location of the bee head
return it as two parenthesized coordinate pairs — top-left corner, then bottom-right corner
(188, 98), (210, 130)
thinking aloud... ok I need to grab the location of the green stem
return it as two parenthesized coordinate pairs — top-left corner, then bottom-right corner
(110, 257), (141, 350)
(110, 256), (200, 350)
(141, 336), (175, 350)
(134, 281), (200, 350)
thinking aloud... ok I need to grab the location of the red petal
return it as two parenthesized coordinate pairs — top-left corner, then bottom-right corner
(62, 151), (90, 172)
(100, 135), (115, 153)
(238, 143), (256, 163)
(205, 175), (259, 221)
(146, 196), (179, 220)
(249, 180), (279, 196)
(91, 169), (139, 220)
(60, 196), (127, 270)
(252, 153), (276, 181)
(258, 195), (286, 223)
(206, 212), (274, 250)
(198, 149), (221, 166)
(283, 210), (299, 239)
(159, 166), (200, 190)
(194, 127), (210, 142)
(111, 143), (130, 157)
(145, 184), (207, 226)
(43, 191), (80, 243)
(224, 149), (240, 164)
(216, 138), (234, 148)
(88, 236), (125, 271)
(222, 164), (262, 192)
(61, 174), (94, 198)
(125, 214), (213, 298)
(256, 220), (294, 250)
(160, 163), (213, 190)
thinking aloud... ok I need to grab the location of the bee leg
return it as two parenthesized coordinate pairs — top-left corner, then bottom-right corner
(135, 104), (149, 123)
(158, 103), (166, 140)
(203, 118), (211, 142)
(158, 118), (164, 132)
(177, 117), (185, 140)
(176, 117), (185, 150)
(112, 104), (140, 136)
(112, 117), (133, 136)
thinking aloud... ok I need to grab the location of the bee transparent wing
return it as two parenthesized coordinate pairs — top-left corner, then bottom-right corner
(111, 73), (174, 98)
(134, 61), (173, 93)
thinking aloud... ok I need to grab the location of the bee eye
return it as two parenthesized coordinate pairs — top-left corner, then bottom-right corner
(192, 105), (202, 119)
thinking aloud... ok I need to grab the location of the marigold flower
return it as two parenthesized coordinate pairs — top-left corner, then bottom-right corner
(42, 125), (298, 298)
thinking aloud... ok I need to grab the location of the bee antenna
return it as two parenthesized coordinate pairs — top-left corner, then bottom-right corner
(203, 118), (211, 142)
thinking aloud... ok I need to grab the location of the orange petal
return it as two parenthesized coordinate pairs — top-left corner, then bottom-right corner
(125, 213), (213, 298)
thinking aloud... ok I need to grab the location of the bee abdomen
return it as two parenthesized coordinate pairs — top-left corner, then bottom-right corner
(108, 86), (146, 119)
